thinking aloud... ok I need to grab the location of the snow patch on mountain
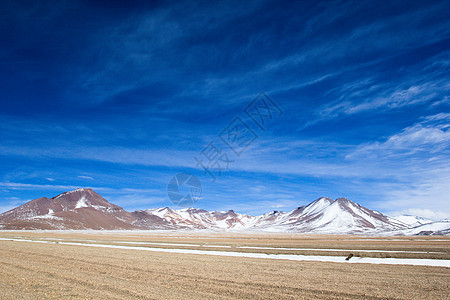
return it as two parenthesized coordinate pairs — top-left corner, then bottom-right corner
(75, 196), (89, 209)
(392, 214), (434, 227)
(30, 208), (62, 220)
(53, 188), (91, 200)
(393, 221), (450, 235)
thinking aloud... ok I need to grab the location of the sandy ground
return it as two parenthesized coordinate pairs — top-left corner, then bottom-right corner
(0, 231), (449, 299)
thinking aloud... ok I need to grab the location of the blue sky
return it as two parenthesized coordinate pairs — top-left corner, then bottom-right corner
(0, 0), (449, 219)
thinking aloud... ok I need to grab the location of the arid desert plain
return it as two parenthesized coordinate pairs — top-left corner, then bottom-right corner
(0, 231), (449, 299)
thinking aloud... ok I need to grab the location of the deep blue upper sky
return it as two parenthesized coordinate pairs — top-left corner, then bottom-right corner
(0, 0), (449, 218)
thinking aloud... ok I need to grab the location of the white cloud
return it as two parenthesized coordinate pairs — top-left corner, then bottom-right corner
(321, 80), (447, 119)
(311, 46), (450, 125)
(343, 114), (450, 219)
(374, 170), (450, 219)
(392, 208), (449, 221)
(348, 113), (450, 159)
(0, 145), (196, 168)
(0, 182), (82, 191)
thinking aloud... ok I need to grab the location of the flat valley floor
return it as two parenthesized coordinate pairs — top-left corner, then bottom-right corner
(0, 231), (449, 299)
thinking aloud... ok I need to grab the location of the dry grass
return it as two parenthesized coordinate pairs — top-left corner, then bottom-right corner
(0, 231), (449, 299)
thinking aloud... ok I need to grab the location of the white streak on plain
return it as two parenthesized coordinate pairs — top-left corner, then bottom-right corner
(0, 238), (448, 268)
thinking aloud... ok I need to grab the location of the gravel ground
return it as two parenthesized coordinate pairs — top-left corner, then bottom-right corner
(0, 232), (449, 299)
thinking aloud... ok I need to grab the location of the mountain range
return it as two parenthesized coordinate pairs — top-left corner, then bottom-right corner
(0, 188), (448, 235)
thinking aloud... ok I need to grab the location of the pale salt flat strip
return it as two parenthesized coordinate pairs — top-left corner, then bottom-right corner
(1, 238), (448, 268)
(8, 237), (229, 248)
(58, 242), (450, 268)
(114, 241), (200, 247)
(57, 239), (231, 248)
(237, 246), (443, 254)
(110, 241), (231, 248)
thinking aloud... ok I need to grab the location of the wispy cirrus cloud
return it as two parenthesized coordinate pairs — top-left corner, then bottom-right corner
(313, 51), (450, 124)
(348, 113), (450, 158)
(50, 0), (449, 113)
(343, 113), (450, 218)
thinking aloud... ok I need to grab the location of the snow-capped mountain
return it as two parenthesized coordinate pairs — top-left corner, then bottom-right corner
(391, 214), (434, 227)
(0, 188), (139, 230)
(392, 221), (450, 235)
(0, 189), (447, 235)
(138, 207), (255, 229)
(246, 197), (408, 234)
